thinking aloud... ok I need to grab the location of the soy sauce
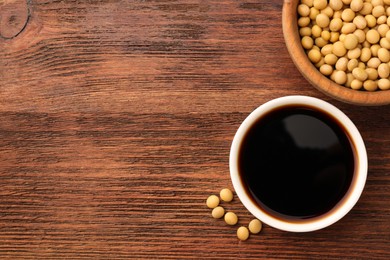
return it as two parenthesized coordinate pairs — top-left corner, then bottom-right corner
(238, 106), (355, 220)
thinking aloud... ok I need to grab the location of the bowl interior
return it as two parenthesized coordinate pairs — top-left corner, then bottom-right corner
(282, 0), (390, 106)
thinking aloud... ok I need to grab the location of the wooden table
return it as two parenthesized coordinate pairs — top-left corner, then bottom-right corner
(1, 0), (389, 259)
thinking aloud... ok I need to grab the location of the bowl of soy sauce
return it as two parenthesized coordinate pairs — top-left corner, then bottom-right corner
(230, 96), (368, 232)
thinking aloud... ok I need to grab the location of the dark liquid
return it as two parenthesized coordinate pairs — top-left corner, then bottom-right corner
(239, 106), (355, 220)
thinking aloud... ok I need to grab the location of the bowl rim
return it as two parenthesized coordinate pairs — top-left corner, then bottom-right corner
(282, 0), (390, 106)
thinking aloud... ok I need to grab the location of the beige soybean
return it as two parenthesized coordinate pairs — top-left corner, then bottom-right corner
(363, 40), (371, 48)
(329, 0), (343, 11)
(333, 41), (347, 56)
(353, 15), (367, 29)
(302, 36), (314, 49)
(388, 16), (390, 26)
(321, 44), (334, 55)
(360, 47), (372, 62)
(366, 67), (379, 80)
(372, 6), (385, 18)
(330, 18), (343, 31)
(298, 4), (311, 17)
(324, 53), (338, 64)
(366, 29), (380, 44)
(310, 7), (321, 20)
(378, 24), (390, 37)
(316, 13), (330, 28)
(354, 29), (366, 43)
(300, 27), (312, 36)
(313, 0), (327, 10)
(211, 206), (225, 219)
(342, 8), (356, 22)
(380, 38), (390, 49)
(320, 64), (334, 75)
(363, 79), (378, 91)
(237, 226), (250, 241)
(368, 57), (381, 68)
(348, 58), (359, 71)
(360, 3), (373, 15)
(344, 34), (359, 49)
(371, 0), (384, 6)
(335, 57), (349, 70)
(386, 30), (390, 41)
(333, 10), (342, 18)
(330, 70), (336, 81)
(315, 57), (325, 68)
(298, 17), (311, 27)
(358, 61), (366, 69)
(312, 45), (320, 51)
(341, 23), (357, 34)
(321, 30), (331, 41)
(378, 78), (390, 89)
(206, 195), (220, 209)
(351, 79), (364, 89)
(312, 25), (322, 38)
(342, 0), (352, 5)
(302, 0), (314, 7)
(220, 188), (234, 202)
(248, 219), (262, 234)
(321, 6), (334, 17)
(377, 15), (387, 25)
(348, 48), (361, 59)
(339, 33), (347, 42)
(371, 44), (381, 56)
(330, 32), (340, 42)
(308, 49), (322, 63)
(224, 212), (238, 225)
(315, 37), (328, 47)
(352, 67), (368, 81)
(378, 48), (390, 62)
(365, 15), (377, 28)
(378, 63), (390, 78)
(345, 73), (354, 87)
(350, 0), (364, 12)
(334, 70), (348, 84)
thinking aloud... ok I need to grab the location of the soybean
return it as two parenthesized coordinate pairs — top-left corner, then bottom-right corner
(220, 188), (234, 202)
(211, 206), (225, 219)
(378, 78), (390, 89)
(206, 195), (220, 209)
(237, 226), (250, 241)
(344, 34), (359, 49)
(320, 64), (334, 75)
(363, 79), (378, 91)
(350, 0), (364, 12)
(248, 219), (262, 234)
(366, 29), (380, 44)
(224, 212), (238, 225)
(308, 49), (322, 62)
(352, 67), (368, 81)
(378, 63), (390, 77)
(378, 48), (390, 62)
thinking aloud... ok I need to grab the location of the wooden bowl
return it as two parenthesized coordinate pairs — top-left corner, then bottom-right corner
(282, 0), (390, 106)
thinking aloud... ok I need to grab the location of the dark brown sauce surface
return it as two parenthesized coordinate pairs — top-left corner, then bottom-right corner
(239, 106), (355, 220)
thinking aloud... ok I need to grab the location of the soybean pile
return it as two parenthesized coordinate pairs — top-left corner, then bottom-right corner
(298, 0), (390, 91)
(206, 188), (263, 241)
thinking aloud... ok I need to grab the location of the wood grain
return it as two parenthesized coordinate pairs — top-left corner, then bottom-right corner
(0, 0), (389, 259)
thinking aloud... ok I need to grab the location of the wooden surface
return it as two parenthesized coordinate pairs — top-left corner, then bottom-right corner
(0, 0), (389, 259)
